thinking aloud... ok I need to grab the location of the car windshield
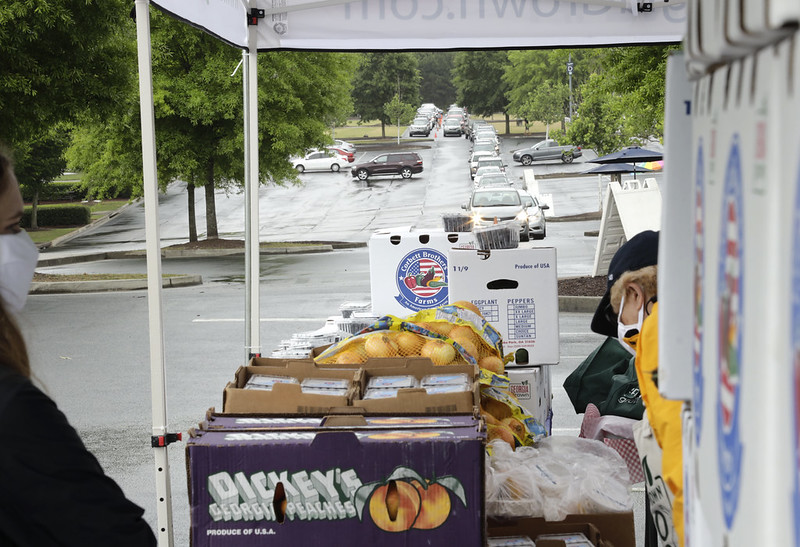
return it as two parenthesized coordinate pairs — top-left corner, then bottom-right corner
(476, 175), (510, 187)
(473, 144), (496, 154)
(472, 190), (521, 207)
(478, 159), (503, 168)
(413, 118), (428, 125)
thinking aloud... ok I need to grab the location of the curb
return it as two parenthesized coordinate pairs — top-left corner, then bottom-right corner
(558, 296), (602, 313)
(30, 274), (202, 294)
(38, 243), (363, 267)
(160, 244), (335, 258)
(43, 199), (142, 250)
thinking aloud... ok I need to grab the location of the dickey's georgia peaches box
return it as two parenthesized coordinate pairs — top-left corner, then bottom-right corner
(186, 415), (485, 546)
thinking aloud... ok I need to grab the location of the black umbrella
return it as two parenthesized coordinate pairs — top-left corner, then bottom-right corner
(583, 162), (652, 181)
(591, 146), (663, 164)
(583, 163), (652, 174)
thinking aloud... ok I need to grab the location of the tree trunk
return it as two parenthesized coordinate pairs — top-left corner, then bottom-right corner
(381, 120), (386, 138)
(504, 112), (511, 135)
(204, 161), (219, 240)
(187, 183), (198, 242)
(31, 189), (39, 230)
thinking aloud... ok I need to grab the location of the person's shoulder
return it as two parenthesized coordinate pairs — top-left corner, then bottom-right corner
(0, 367), (31, 405)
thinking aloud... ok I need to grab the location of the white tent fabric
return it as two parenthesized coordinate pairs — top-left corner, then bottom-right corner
(152, 0), (688, 51)
(134, 1), (687, 544)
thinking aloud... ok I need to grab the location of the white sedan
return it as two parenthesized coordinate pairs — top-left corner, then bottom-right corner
(292, 150), (349, 173)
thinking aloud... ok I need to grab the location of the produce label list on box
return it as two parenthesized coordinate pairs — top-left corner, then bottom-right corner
(186, 417), (485, 546)
(448, 247), (560, 366)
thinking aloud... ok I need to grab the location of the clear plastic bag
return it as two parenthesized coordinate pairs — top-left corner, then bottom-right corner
(485, 436), (633, 520)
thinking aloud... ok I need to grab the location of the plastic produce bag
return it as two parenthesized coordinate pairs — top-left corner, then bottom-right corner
(313, 303), (505, 367)
(486, 436), (633, 520)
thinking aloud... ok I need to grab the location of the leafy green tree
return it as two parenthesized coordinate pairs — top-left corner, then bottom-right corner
(0, 0), (133, 148)
(452, 51), (510, 131)
(517, 82), (570, 140)
(352, 53), (420, 137)
(561, 73), (629, 155)
(68, 8), (356, 242)
(384, 94), (416, 145)
(565, 45), (675, 154)
(417, 52), (456, 108)
(15, 129), (70, 230)
(504, 49), (601, 131)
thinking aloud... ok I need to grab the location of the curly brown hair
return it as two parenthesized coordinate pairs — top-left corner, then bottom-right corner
(609, 265), (657, 315)
(0, 148), (31, 378)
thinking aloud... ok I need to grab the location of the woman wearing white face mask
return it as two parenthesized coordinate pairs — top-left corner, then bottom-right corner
(591, 230), (684, 547)
(0, 150), (156, 546)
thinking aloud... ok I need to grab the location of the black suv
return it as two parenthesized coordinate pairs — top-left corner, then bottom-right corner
(351, 152), (424, 181)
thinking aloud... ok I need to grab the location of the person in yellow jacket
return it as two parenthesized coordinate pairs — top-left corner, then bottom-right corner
(591, 230), (684, 547)
(630, 301), (684, 546)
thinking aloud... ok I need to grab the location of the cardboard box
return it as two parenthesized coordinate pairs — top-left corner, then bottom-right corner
(222, 359), (360, 414)
(488, 512), (635, 547)
(369, 227), (475, 318)
(506, 366), (553, 435)
(353, 358), (479, 415)
(200, 411), (481, 432)
(186, 415), (485, 546)
(448, 247), (560, 366)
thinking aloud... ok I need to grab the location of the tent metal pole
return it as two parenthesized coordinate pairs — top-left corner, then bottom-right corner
(134, 0), (174, 544)
(246, 5), (261, 357)
(242, 48), (253, 361)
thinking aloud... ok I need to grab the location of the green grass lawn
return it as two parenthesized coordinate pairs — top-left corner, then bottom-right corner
(28, 199), (131, 245)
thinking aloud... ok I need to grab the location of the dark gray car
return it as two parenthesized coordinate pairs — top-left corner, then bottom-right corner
(351, 152), (423, 181)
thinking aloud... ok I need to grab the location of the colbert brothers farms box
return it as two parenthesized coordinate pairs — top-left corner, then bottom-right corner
(369, 227), (475, 318)
(186, 415), (485, 546)
(448, 247), (559, 366)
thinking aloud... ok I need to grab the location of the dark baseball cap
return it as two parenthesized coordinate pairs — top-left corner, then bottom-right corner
(590, 230), (660, 337)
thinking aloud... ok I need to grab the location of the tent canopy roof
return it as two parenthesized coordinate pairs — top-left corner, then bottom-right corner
(151, 0), (687, 52)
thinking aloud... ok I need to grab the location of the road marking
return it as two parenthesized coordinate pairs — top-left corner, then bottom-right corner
(193, 318), (329, 323)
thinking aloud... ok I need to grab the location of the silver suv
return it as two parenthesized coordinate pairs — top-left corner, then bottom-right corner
(462, 186), (531, 242)
(408, 117), (431, 137)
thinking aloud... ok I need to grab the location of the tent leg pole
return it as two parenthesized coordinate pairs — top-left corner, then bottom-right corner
(243, 48), (253, 362)
(135, 1), (174, 544)
(246, 14), (261, 358)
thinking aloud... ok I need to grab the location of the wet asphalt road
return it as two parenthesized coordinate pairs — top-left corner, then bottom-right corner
(25, 133), (657, 545)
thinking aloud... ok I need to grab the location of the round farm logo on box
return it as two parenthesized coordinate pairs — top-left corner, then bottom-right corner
(716, 135), (744, 530)
(395, 248), (448, 311)
(694, 139), (705, 445)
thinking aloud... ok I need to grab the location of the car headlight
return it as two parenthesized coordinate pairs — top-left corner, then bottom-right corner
(515, 210), (528, 223)
(529, 209), (542, 222)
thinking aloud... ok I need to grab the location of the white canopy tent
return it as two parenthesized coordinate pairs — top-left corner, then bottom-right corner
(132, 1), (686, 543)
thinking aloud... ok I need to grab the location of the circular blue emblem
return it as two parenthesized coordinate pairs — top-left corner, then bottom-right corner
(716, 135), (744, 529)
(694, 140), (705, 445)
(792, 158), (800, 547)
(394, 248), (449, 312)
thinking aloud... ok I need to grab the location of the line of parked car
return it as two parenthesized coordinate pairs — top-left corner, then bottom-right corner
(291, 105), (576, 242)
(291, 139), (358, 173)
(460, 116), (549, 241)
